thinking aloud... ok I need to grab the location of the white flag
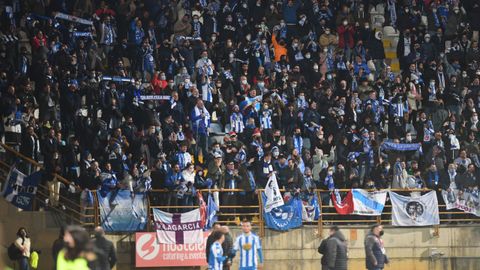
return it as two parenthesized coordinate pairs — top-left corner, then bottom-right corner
(264, 174), (284, 213)
(152, 208), (204, 244)
(389, 191), (440, 226)
(442, 189), (480, 217)
(352, 189), (387, 216)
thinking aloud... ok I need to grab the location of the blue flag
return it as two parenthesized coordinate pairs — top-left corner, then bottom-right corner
(97, 190), (147, 232)
(262, 193), (303, 231)
(310, 193), (321, 220)
(205, 193), (218, 230)
(2, 168), (41, 210)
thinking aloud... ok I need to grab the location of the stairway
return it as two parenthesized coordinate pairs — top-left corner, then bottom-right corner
(383, 26), (401, 73)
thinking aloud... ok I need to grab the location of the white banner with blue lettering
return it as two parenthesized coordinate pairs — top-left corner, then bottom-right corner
(352, 189), (387, 216)
(262, 193), (303, 231)
(264, 173), (284, 213)
(2, 168), (41, 210)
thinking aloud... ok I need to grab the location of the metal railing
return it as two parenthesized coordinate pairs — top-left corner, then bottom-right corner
(0, 142), (97, 227)
(1, 142), (479, 237)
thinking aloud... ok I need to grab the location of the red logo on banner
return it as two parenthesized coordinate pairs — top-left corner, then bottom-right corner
(135, 232), (209, 268)
(136, 233), (160, 261)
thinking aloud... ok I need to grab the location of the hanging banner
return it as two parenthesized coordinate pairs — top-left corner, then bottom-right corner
(205, 193), (218, 230)
(153, 208), (204, 244)
(352, 189), (387, 216)
(2, 168), (41, 210)
(264, 173), (284, 213)
(389, 191), (440, 226)
(97, 190), (147, 232)
(331, 190), (354, 215)
(302, 194), (321, 221)
(263, 193), (303, 231)
(442, 188), (480, 217)
(135, 232), (209, 268)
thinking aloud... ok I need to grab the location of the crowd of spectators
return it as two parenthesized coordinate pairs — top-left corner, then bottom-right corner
(0, 0), (479, 212)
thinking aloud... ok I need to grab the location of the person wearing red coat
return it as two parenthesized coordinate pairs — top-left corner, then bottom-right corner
(32, 31), (47, 51)
(337, 20), (355, 61)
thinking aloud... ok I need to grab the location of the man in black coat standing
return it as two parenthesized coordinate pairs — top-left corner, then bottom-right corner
(318, 226), (348, 270)
(93, 227), (117, 270)
(365, 224), (389, 270)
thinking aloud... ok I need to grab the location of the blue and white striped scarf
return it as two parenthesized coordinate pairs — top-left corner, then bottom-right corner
(324, 173), (335, 190)
(424, 120), (434, 142)
(293, 135), (303, 155)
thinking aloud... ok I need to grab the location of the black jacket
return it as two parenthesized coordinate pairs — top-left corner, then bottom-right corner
(318, 231), (348, 270)
(364, 232), (388, 269)
(93, 236), (117, 269)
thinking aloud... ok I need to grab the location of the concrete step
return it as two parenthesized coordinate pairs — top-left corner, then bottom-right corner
(390, 60), (400, 72)
(386, 51), (397, 59)
(383, 39), (392, 48)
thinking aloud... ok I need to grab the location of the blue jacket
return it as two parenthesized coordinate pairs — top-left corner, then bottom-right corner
(165, 172), (183, 189)
(283, 0), (301, 24)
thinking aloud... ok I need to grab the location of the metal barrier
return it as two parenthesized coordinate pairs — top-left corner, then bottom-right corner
(0, 142), (96, 227)
(148, 189), (266, 236)
(1, 142), (479, 237)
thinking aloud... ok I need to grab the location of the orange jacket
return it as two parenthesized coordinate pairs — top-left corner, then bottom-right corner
(271, 33), (287, 62)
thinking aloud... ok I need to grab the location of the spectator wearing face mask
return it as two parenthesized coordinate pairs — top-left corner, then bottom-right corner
(365, 225), (388, 270)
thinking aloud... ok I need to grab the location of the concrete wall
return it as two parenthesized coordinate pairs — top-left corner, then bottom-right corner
(0, 199), (62, 270)
(1, 196), (479, 270)
(111, 225), (480, 270)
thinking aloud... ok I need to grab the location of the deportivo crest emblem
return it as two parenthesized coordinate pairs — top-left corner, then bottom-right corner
(242, 243), (252, 251)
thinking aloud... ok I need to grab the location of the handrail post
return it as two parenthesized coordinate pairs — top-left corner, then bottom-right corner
(257, 191), (264, 238)
(146, 193), (151, 232)
(433, 225), (440, 237)
(93, 191), (99, 227)
(316, 190), (323, 238)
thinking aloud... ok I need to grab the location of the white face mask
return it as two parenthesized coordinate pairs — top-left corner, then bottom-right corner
(343, 21), (348, 26)
(323, 48), (328, 53)
(258, 82), (265, 88)
(305, 54), (311, 59)
(313, 65), (319, 71)
(241, 79), (248, 85)
(325, 30), (330, 35)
